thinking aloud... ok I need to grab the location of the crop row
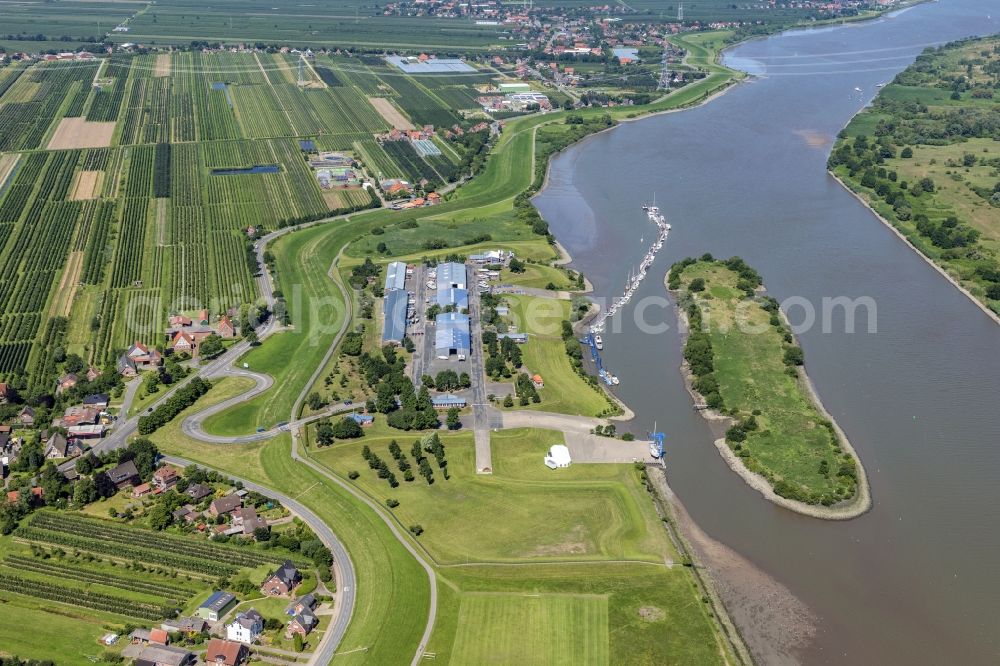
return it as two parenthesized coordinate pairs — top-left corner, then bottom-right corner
(0, 343), (31, 374)
(15, 526), (240, 577)
(110, 198), (149, 288)
(81, 201), (116, 285)
(0, 571), (170, 621)
(4, 555), (194, 600)
(29, 512), (287, 569)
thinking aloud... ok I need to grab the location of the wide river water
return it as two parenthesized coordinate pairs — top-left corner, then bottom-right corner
(534, 1), (1000, 663)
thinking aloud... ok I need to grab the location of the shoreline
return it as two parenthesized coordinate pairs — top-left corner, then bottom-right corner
(666, 271), (872, 520)
(830, 171), (1000, 328)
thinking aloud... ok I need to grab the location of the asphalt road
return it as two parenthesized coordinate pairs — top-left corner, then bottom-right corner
(467, 271), (493, 473)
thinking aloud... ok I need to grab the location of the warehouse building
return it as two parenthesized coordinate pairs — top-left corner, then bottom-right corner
(435, 312), (470, 359)
(436, 262), (467, 290)
(382, 290), (409, 345)
(384, 261), (407, 292)
(436, 287), (469, 310)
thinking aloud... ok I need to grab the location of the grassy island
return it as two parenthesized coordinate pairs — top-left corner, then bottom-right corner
(668, 257), (867, 512)
(829, 35), (1000, 320)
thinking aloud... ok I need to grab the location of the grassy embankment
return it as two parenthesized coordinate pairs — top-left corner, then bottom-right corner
(671, 259), (863, 507)
(830, 35), (1000, 318)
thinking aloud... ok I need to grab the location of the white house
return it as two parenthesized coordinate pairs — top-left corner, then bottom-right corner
(225, 609), (264, 644)
(544, 444), (572, 469)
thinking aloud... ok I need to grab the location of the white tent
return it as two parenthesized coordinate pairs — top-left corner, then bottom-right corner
(544, 444), (572, 469)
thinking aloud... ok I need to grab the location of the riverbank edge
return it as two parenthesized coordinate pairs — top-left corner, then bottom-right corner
(664, 269), (872, 520)
(646, 468), (756, 666)
(829, 171), (1000, 327)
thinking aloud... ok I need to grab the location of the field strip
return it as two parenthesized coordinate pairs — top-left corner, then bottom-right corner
(0, 153), (20, 194)
(47, 117), (115, 150)
(69, 170), (103, 201)
(153, 53), (171, 77)
(368, 96), (414, 130)
(300, 54), (328, 89)
(51, 251), (85, 318)
(155, 198), (167, 246)
(253, 52), (274, 85)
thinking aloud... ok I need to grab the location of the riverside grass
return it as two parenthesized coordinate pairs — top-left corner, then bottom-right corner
(673, 260), (860, 506)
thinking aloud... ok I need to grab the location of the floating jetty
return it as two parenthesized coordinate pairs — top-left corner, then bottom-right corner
(590, 199), (671, 336)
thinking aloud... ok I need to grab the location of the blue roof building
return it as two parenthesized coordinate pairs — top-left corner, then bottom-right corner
(436, 287), (469, 309)
(436, 262), (467, 289)
(435, 312), (470, 359)
(384, 261), (407, 292)
(382, 290), (408, 344)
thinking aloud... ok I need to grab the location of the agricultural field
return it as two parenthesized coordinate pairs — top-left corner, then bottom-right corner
(0, 510), (307, 662)
(0, 50), (481, 391)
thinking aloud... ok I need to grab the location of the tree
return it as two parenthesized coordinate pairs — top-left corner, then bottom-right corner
(198, 334), (224, 359)
(331, 416), (363, 439)
(293, 633), (304, 652)
(307, 392), (326, 410)
(445, 407), (461, 430)
(316, 420), (336, 447)
(688, 277), (706, 292)
(375, 382), (397, 413)
(148, 503), (174, 530)
(508, 257), (525, 273)
(73, 477), (98, 506)
(123, 439), (159, 481)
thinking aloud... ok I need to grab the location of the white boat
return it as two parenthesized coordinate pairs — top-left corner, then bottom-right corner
(611, 375), (620, 385)
(594, 334), (603, 350)
(854, 86), (863, 92)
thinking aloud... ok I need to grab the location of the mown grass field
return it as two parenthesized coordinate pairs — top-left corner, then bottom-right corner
(312, 427), (670, 564)
(450, 593), (609, 665)
(503, 295), (610, 417)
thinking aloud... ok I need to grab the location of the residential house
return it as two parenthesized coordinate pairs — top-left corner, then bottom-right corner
(232, 506), (268, 536)
(261, 560), (301, 596)
(209, 494), (242, 517)
(285, 593), (316, 617)
(44, 433), (70, 459)
(161, 617), (208, 635)
(350, 413), (374, 427)
(216, 316), (236, 339)
(170, 331), (197, 354)
(56, 373), (78, 394)
(106, 460), (140, 489)
(6, 487), (43, 506)
(186, 483), (213, 502)
(531, 374), (544, 389)
(0, 383), (12, 403)
(172, 505), (199, 523)
(130, 628), (170, 645)
(168, 314), (193, 328)
(286, 608), (319, 638)
(133, 644), (194, 666)
(59, 405), (99, 428)
(133, 482), (153, 498)
(203, 639), (248, 666)
(18, 406), (34, 427)
(82, 393), (110, 410)
(153, 465), (180, 490)
(86, 366), (101, 382)
(195, 591), (237, 622)
(119, 341), (162, 377)
(225, 609), (263, 644)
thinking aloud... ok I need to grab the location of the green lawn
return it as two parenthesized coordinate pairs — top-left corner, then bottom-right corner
(449, 593), (609, 665)
(503, 295), (610, 417)
(313, 427), (671, 564)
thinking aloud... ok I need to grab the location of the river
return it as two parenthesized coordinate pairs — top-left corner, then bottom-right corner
(533, 2), (1000, 663)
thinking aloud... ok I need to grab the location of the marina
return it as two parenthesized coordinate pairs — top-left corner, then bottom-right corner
(589, 199), (671, 336)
